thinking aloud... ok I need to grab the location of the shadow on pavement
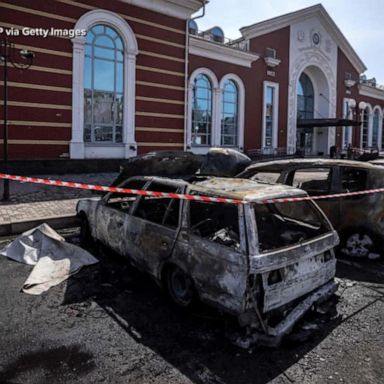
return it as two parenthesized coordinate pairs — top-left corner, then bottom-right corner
(0, 345), (95, 384)
(60, 241), (342, 384)
(336, 257), (384, 285)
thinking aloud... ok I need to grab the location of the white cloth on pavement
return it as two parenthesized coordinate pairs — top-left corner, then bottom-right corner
(0, 223), (98, 295)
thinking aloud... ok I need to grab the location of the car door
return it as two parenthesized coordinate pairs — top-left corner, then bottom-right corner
(172, 199), (248, 313)
(338, 166), (369, 231)
(128, 180), (184, 277)
(283, 166), (341, 228)
(95, 178), (149, 255)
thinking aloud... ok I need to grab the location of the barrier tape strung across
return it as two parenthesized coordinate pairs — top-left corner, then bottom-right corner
(0, 173), (243, 205)
(1, 172), (384, 205)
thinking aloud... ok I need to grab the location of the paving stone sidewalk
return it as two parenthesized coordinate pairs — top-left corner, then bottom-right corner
(0, 199), (79, 226)
(0, 173), (118, 232)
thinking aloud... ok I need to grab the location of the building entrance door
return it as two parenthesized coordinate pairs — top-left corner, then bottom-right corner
(296, 128), (313, 155)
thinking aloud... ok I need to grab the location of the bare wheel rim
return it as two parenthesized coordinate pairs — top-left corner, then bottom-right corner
(343, 233), (373, 258)
(167, 267), (194, 307)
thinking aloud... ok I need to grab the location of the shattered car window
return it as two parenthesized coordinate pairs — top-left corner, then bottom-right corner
(189, 201), (241, 251)
(253, 201), (331, 252)
(291, 168), (331, 196)
(249, 172), (280, 184)
(133, 182), (181, 228)
(340, 167), (367, 192)
(105, 179), (147, 212)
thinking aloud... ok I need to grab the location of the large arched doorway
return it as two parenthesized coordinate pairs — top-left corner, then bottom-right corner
(296, 72), (314, 154)
(296, 66), (331, 156)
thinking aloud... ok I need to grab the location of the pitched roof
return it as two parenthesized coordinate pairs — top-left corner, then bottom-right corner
(240, 3), (366, 73)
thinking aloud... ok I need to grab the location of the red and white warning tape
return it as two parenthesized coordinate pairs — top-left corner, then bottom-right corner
(0, 173), (243, 205)
(0, 172), (384, 205)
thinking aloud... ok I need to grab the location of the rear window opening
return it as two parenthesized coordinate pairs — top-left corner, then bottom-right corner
(249, 172), (281, 184)
(189, 201), (241, 251)
(291, 168), (331, 196)
(253, 201), (331, 252)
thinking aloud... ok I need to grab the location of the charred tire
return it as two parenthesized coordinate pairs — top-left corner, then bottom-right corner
(165, 265), (196, 308)
(79, 214), (93, 246)
(340, 229), (381, 260)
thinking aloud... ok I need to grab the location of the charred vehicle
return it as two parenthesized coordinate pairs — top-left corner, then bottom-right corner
(111, 148), (252, 187)
(239, 159), (384, 259)
(77, 176), (338, 343)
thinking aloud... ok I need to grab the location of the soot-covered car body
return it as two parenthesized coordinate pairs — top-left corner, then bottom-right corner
(77, 176), (338, 343)
(239, 159), (384, 259)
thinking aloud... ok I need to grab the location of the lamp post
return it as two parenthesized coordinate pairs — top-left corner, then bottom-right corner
(0, 39), (34, 201)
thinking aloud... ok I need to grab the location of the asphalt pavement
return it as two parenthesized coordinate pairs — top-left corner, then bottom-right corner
(0, 229), (383, 384)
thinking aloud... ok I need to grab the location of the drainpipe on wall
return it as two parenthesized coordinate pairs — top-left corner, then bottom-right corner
(184, 1), (206, 151)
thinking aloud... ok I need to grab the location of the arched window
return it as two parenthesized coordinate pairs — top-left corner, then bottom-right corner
(372, 109), (380, 148)
(382, 115), (384, 150)
(362, 108), (369, 148)
(70, 10), (138, 159)
(84, 24), (124, 143)
(221, 79), (238, 146)
(191, 74), (212, 146)
(297, 73), (314, 120)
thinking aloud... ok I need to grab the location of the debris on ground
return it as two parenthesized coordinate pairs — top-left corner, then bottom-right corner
(0, 223), (98, 295)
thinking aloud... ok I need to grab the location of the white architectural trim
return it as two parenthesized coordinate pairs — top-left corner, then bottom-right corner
(359, 103), (372, 149)
(358, 101), (368, 110)
(189, 37), (260, 68)
(262, 81), (279, 153)
(219, 74), (246, 150)
(187, 70), (246, 153)
(342, 97), (355, 148)
(287, 52), (337, 154)
(120, 0), (205, 19)
(70, 10), (138, 159)
(187, 68), (219, 154)
(240, 4), (366, 73)
(358, 83), (384, 101)
(372, 106), (383, 149)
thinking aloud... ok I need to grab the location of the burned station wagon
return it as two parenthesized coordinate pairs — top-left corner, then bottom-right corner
(239, 159), (384, 259)
(77, 176), (338, 342)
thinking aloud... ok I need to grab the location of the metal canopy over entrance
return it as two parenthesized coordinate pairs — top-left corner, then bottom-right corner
(297, 118), (360, 128)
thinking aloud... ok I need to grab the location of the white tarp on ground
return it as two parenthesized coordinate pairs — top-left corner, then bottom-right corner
(0, 223), (98, 295)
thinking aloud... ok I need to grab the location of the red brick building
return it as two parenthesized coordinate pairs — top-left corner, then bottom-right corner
(0, 1), (383, 160)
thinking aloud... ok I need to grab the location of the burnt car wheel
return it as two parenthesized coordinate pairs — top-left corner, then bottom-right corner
(340, 230), (381, 260)
(165, 265), (195, 308)
(79, 215), (93, 246)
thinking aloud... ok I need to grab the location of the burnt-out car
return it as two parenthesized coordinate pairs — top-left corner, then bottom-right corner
(111, 147), (251, 187)
(77, 176), (338, 343)
(239, 159), (384, 259)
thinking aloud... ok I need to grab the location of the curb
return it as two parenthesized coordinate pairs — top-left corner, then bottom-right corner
(0, 215), (80, 237)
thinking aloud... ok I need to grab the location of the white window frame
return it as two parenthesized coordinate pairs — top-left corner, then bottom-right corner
(187, 68), (219, 154)
(372, 106), (383, 150)
(187, 69), (245, 154)
(342, 98), (355, 149)
(262, 81), (279, 154)
(219, 74), (245, 151)
(382, 108), (384, 152)
(359, 102), (372, 149)
(70, 10), (138, 159)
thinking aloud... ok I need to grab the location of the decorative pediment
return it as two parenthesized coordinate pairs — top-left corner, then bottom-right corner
(240, 4), (366, 74)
